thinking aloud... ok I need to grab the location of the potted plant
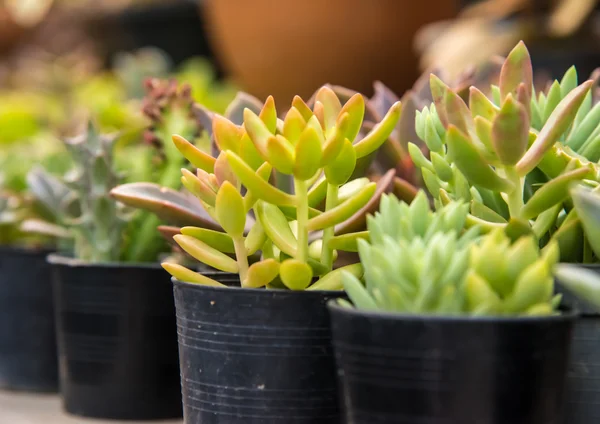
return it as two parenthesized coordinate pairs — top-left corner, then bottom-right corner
(553, 184), (600, 423)
(115, 85), (401, 422)
(330, 191), (574, 423)
(22, 123), (183, 420)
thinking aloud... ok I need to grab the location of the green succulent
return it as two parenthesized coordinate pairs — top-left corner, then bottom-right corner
(155, 86), (402, 289)
(342, 193), (560, 316)
(22, 123), (130, 263)
(409, 41), (600, 261)
(342, 192), (478, 314)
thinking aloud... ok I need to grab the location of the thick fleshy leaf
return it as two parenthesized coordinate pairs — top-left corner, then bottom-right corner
(572, 185), (600, 258)
(292, 95), (314, 121)
(321, 113), (349, 165)
(325, 139), (356, 185)
(444, 90), (472, 134)
(110, 183), (219, 228)
(308, 263), (364, 291)
(308, 177), (327, 207)
(172, 135), (216, 173)
(568, 102), (600, 151)
(212, 115), (243, 154)
(259, 95), (277, 133)
(544, 81), (562, 120)
(522, 167), (594, 219)
(215, 181), (246, 237)
(341, 271), (377, 308)
(238, 132), (265, 170)
(244, 259), (280, 288)
(213, 152), (237, 187)
(491, 95), (529, 165)
(226, 151), (296, 206)
(517, 80), (594, 175)
(161, 263), (225, 287)
(173, 234), (239, 273)
(280, 259), (313, 290)
(316, 86), (343, 131)
(338, 93), (365, 142)
(470, 202), (507, 223)
(181, 169), (216, 206)
(243, 108), (272, 159)
(308, 182), (376, 231)
(180, 226), (235, 253)
(353, 101), (402, 158)
(430, 74), (450, 127)
(294, 127), (323, 180)
(283, 107), (307, 144)
(474, 116), (495, 154)
(446, 126), (513, 192)
(469, 87), (498, 121)
(266, 135), (295, 174)
(243, 221), (266, 255)
(553, 217), (584, 262)
(499, 41), (533, 100)
(328, 231), (369, 252)
(255, 200), (298, 256)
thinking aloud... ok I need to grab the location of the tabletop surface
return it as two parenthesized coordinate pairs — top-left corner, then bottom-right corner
(0, 391), (183, 424)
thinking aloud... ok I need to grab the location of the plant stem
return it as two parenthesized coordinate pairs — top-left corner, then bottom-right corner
(504, 166), (524, 218)
(295, 178), (309, 262)
(233, 236), (249, 284)
(320, 183), (339, 270)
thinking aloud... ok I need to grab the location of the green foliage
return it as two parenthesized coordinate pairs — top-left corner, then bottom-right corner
(409, 41), (600, 262)
(22, 124), (130, 263)
(158, 86), (402, 289)
(342, 193), (559, 316)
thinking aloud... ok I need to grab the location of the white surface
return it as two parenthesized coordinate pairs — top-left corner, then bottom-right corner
(0, 391), (183, 424)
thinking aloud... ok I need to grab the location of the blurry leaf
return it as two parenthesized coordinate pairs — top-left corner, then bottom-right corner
(280, 259), (313, 290)
(162, 263), (225, 287)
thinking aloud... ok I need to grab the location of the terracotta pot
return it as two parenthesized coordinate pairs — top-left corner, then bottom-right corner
(202, 0), (458, 103)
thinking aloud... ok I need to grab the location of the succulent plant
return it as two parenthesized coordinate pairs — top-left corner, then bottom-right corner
(342, 193), (560, 316)
(341, 191), (479, 314)
(409, 41), (600, 259)
(157, 86), (402, 290)
(22, 123), (131, 263)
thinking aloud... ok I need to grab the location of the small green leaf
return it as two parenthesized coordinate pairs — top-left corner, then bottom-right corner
(307, 177), (327, 207)
(465, 270), (502, 313)
(408, 143), (434, 172)
(469, 87), (498, 121)
(215, 181), (246, 237)
(267, 135), (295, 174)
(325, 139), (357, 185)
(213, 151), (237, 187)
(328, 231), (370, 252)
(226, 151), (296, 206)
(316, 86), (343, 131)
(161, 263), (226, 287)
(521, 167), (593, 219)
(444, 89), (472, 134)
(181, 169), (216, 206)
(181, 227), (235, 253)
(292, 95), (314, 121)
(499, 41), (533, 100)
(321, 113), (349, 165)
(294, 126), (323, 180)
(280, 259), (313, 290)
(353, 101), (402, 158)
(283, 107), (307, 144)
(259, 95), (277, 133)
(567, 102), (600, 151)
(470, 202), (507, 223)
(572, 185), (600, 258)
(342, 271), (377, 309)
(338, 93), (365, 142)
(560, 66), (578, 98)
(243, 108), (272, 159)
(338, 178), (370, 202)
(517, 80), (594, 175)
(173, 235), (239, 273)
(505, 261), (553, 313)
(309, 264), (363, 291)
(430, 74), (450, 127)
(307, 182), (376, 231)
(430, 152), (453, 182)
(245, 221), (267, 255)
(544, 81), (563, 121)
(212, 115), (243, 154)
(446, 126), (512, 192)
(172, 135), (216, 173)
(255, 200), (298, 256)
(243, 259), (280, 288)
(492, 95), (529, 165)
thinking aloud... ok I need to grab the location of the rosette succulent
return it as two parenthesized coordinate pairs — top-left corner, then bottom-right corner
(155, 86), (402, 289)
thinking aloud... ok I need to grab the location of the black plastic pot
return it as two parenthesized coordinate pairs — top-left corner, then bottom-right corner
(328, 302), (575, 424)
(557, 264), (600, 424)
(173, 274), (345, 424)
(0, 246), (58, 392)
(49, 254), (182, 420)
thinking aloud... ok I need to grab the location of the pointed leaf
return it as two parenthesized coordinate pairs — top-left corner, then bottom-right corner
(255, 200), (298, 256)
(492, 95), (529, 165)
(338, 93), (365, 142)
(316, 86), (342, 131)
(555, 264), (600, 312)
(307, 182), (376, 231)
(309, 263), (363, 291)
(291, 95), (314, 121)
(324, 139), (356, 185)
(243, 108), (272, 159)
(500, 41), (533, 100)
(226, 151), (296, 206)
(283, 107), (307, 144)
(173, 234), (239, 273)
(172, 135), (216, 173)
(572, 185), (600, 258)
(294, 127), (323, 180)
(446, 126), (512, 192)
(212, 115), (244, 154)
(321, 113), (349, 165)
(469, 87), (498, 121)
(181, 226), (235, 253)
(517, 80), (594, 175)
(328, 231), (369, 252)
(161, 263), (226, 287)
(215, 181), (245, 237)
(266, 135), (295, 174)
(259, 95), (277, 133)
(353, 101), (402, 158)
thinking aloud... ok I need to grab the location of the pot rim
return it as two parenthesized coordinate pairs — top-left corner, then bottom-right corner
(0, 244), (53, 256)
(172, 277), (345, 297)
(327, 300), (577, 323)
(47, 253), (163, 270)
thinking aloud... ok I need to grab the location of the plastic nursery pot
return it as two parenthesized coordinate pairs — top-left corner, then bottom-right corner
(0, 246), (58, 392)
(328, 302), (575, 424)
(48, 254), (182, 420)
(557, 264), (600, 424)
(173, 273), (345, 424)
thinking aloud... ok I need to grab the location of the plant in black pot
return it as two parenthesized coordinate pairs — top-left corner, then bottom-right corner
(331, 191), (573, 424)
(22, 123), (183, 420)
(117, 85), (402, 423)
